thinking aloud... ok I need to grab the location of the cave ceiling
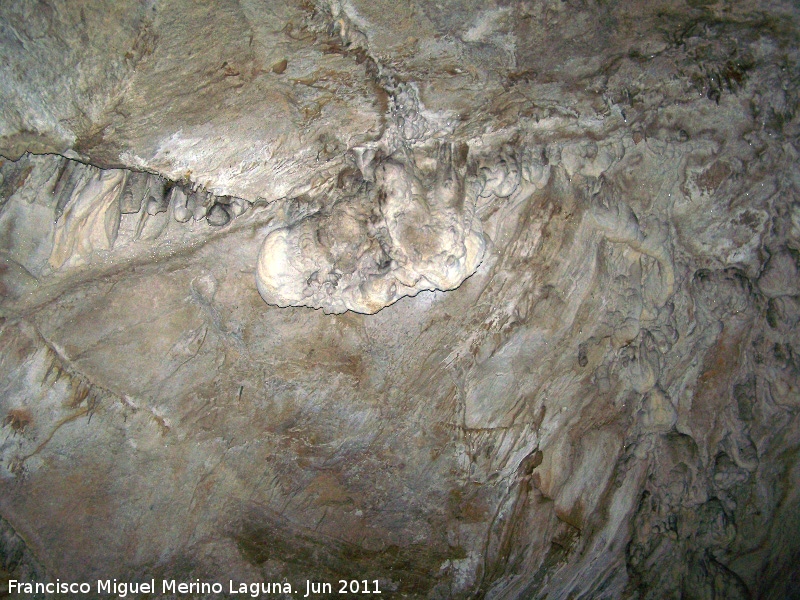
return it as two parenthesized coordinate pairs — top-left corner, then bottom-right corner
(0, 0), (799, 598)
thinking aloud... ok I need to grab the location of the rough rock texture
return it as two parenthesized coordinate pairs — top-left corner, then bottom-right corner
(257, 142), (487, 313)
(1, 0), (799, 598)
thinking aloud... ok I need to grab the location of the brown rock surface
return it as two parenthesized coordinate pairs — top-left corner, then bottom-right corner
(0, 0), (799, 598)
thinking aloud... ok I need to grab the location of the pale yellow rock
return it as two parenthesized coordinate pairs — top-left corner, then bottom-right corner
(49, 169), (127, 269)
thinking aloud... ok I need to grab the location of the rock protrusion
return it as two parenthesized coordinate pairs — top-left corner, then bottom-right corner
(256, 143), (486, 313)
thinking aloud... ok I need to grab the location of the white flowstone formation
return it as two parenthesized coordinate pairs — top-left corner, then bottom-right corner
(256, 143), (486, 313)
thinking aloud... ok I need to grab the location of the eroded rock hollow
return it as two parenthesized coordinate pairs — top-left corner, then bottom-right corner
(0, 0), (799, 598)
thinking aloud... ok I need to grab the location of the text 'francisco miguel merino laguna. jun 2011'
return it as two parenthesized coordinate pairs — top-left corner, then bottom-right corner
(8, 578), (385, 597)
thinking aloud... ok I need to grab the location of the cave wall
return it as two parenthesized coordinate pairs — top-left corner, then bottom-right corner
(1, 0), (799, 598)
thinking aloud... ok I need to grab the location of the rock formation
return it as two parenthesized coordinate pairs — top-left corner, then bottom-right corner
(0, 0), (798, 598)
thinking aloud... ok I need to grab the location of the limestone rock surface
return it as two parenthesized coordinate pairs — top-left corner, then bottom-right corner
(1, 0), (799, 599)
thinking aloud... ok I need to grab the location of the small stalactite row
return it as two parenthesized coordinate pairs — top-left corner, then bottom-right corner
(41, 157), (254, 270)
